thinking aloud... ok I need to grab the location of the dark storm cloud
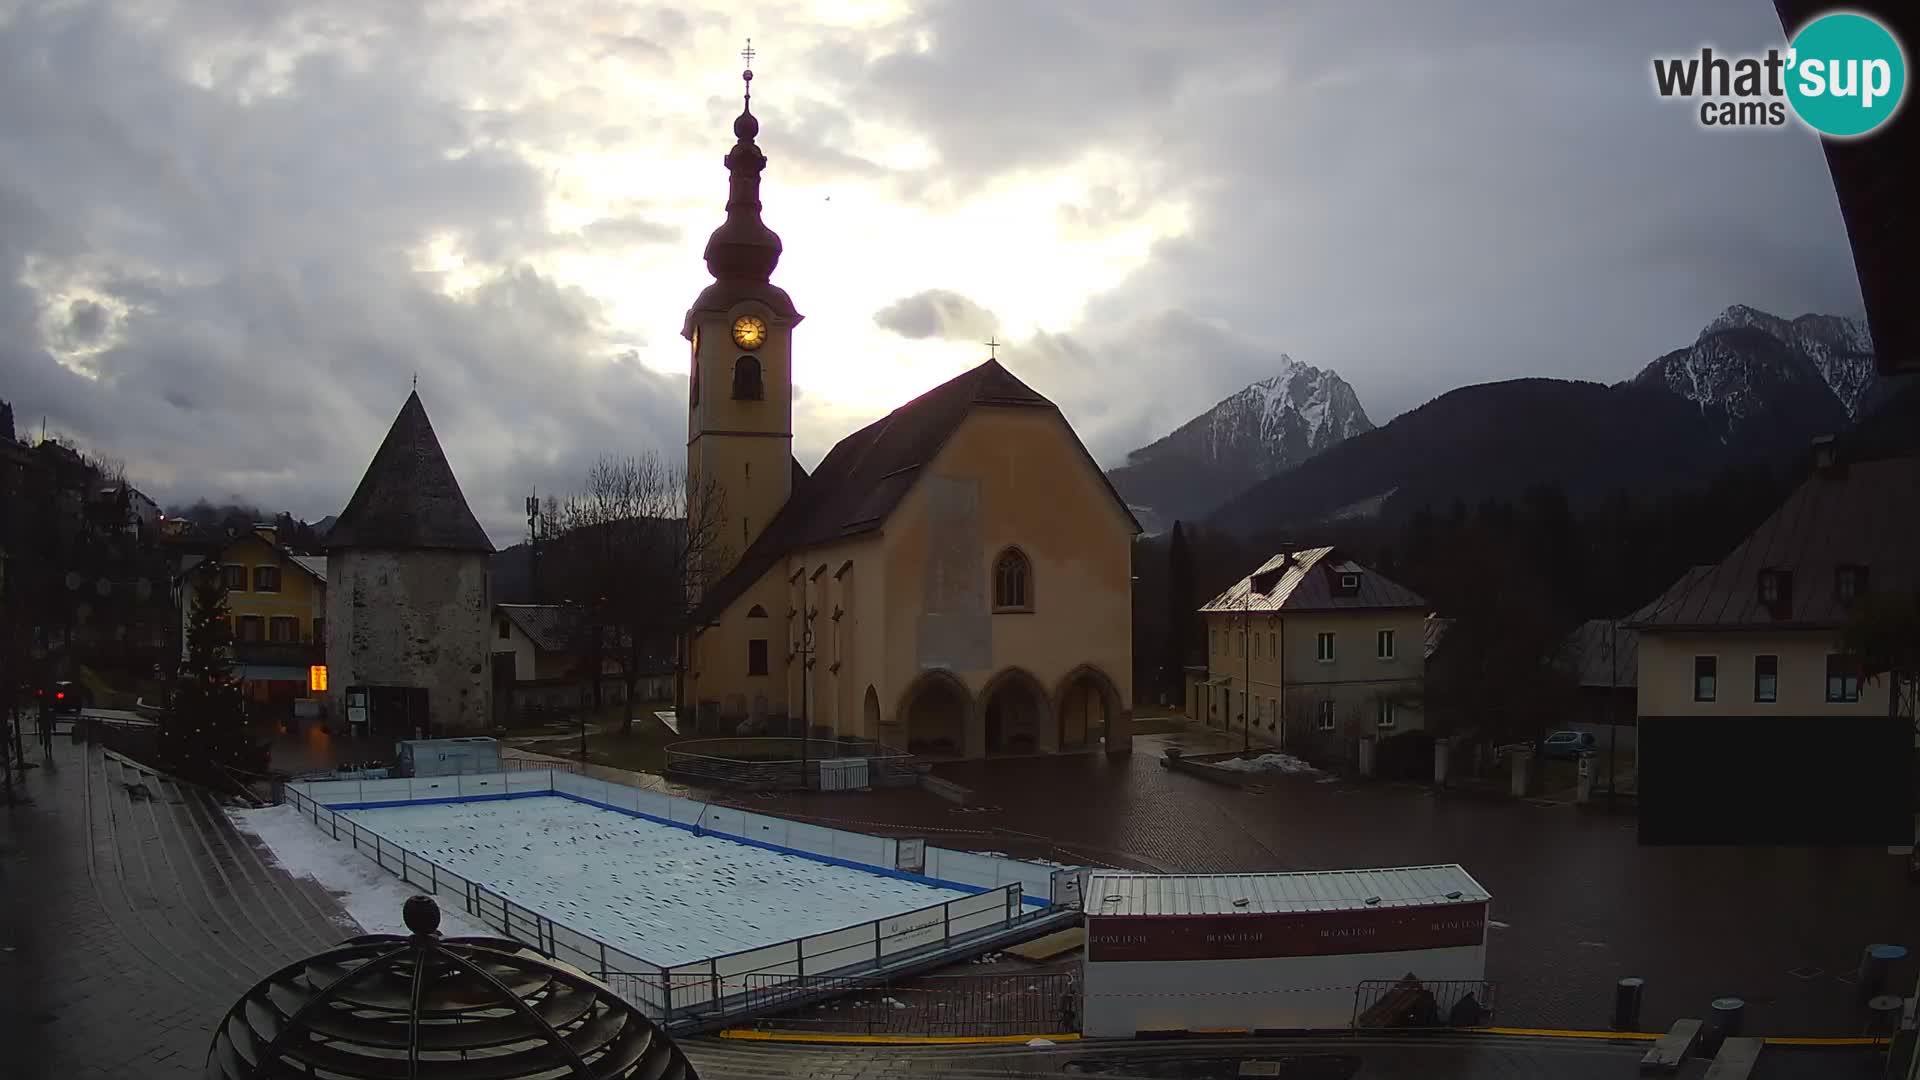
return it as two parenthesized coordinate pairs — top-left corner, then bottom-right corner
(0, 0), (684, 543)
(874, 289), (1001, 341)
(816, 0), (1865, 463)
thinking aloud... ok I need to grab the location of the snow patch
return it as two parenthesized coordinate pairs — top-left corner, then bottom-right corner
(1211, 753), (1321, 776)
(229, 804), (495, 938)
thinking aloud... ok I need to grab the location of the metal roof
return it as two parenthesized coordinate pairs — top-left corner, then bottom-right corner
(1625, 456), (1920, 632)
(1199, 547), (1427, 614)
(1083, 865), (1489, 918)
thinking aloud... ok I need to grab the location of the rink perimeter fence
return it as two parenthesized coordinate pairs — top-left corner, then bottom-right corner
(283, 769), (1075, 1024)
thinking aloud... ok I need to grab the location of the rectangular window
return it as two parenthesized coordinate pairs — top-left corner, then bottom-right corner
(1317, 700), (1336, 731)
(1316, 632), (1335, 663)
(1377, 629), (1395, 660)
(748, 638), (769, 677)
(1693, 656), (1717, 702)
(498, 619), (510, 639)
(1253, 635), (1261, 659)
(253, 565), (281, 592)
(222, 563), (247, 591)
(1826, 655), (1861, 703)
(1754, 655), (1778, 703)
(1269, 631), (1277, 657)
(314, 618), (325, 646)
(1836, 564), (1867, 605)
(268, 616), (298, 643)
(1376, 699), (1396, 729)
(237, 615), (264, 643)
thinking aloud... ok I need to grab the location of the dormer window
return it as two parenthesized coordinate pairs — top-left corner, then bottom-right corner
(1341, 574), (1360, 591)
(1836, 564), (1868, 606)
(1757, 568), (1793, 617)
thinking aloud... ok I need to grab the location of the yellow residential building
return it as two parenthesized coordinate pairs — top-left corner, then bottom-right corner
(179, 524), (327, 712)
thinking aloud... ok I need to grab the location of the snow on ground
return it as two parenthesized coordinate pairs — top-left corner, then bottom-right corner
(1210, 752), (1321, 776)
(340, 796), (976, 966)
(230, 805), (494, 938)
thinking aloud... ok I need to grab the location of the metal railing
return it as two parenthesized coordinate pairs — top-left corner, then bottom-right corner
(1352, 977), (1496, 1030)
(281, 775), (1043, 1023)
(664, 736), (919, 790)
(736, 971), (1080, 1036)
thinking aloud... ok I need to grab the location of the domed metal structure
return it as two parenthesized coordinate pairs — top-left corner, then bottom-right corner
(207, 895), (696, 1079)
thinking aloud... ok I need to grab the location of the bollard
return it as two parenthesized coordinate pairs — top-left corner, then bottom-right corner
(1866, 995), (1904, 1040)
(1611, 977), (1645, 1031)
(1855, 944), (1907, 1003)
(1703, 996), (1745, 1054)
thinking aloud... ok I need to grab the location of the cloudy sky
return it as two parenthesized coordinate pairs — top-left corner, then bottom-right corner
(0, 0), (1864, 545)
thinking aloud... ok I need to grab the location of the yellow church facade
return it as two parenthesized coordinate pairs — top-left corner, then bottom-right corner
(679, 64), (1137, 758)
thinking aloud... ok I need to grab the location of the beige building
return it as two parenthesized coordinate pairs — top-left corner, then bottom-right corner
(679, 70), (1138, 758)
(1626, 449), (1917, 845)
(1190, 547), (1429, 763)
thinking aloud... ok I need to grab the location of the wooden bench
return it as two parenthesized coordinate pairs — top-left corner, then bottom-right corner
(1640, 1018), (1702, 1073)
(1702, 1036), (1763, 1079)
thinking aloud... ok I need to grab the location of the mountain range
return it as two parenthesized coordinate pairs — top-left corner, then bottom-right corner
(1104, 305), (1904, 541)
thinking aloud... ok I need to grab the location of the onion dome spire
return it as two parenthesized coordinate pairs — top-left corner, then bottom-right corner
(703, 38), (782, 283)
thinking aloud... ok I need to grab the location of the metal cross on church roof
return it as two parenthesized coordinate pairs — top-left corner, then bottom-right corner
(985, 337), (1000, 360)
(742, 39), (755, 69)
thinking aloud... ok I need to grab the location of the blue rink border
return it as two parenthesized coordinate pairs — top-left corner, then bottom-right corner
(320, 788), (1052, 907)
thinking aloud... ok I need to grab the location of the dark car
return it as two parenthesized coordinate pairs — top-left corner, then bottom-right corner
(41, 680), (89, 717)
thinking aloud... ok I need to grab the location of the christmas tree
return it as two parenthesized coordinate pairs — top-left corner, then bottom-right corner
(163, 562), (265, 781)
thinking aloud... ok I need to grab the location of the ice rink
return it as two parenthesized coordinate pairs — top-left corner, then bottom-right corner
(342, 795), (976, 965)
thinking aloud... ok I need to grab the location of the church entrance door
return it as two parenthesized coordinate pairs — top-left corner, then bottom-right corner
(902, 676), (967, 758)
(982, 675), (1045, 755)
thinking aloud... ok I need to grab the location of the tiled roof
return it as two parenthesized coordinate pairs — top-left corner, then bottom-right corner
(1626, 455), (1920, 631)
(497, 604), (579, 654)
(694, 358), (1139, 621)
(1559, 618), (1638, 688)
(327, 392), (493, 554)
(1199, 547), (1427, 614)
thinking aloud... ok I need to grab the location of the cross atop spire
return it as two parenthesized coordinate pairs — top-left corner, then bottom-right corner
(741, 38), (755, 106)
(985, 336), (1000, 360)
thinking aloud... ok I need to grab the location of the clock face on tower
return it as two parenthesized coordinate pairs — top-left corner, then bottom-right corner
(731, 314), (767, 351)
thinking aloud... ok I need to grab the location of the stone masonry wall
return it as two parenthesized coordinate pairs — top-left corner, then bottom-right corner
(325, 548), (491, 733)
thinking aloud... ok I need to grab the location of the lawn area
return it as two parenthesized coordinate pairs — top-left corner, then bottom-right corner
(507, 704), (682, 775)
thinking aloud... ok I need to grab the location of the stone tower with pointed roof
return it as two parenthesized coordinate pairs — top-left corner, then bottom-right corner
(678, 54), (1140, 760)
(325, 391), (495, 736)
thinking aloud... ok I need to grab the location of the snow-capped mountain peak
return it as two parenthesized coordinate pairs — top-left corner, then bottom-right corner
(1126, 358), (1373, 473)
(1631, 305), (1880, 436)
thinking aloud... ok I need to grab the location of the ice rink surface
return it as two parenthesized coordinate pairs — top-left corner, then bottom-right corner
(342, 795), (975, 965)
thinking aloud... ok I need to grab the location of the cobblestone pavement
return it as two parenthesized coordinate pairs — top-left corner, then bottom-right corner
(759, 725), (1920, 1038)
(1, 739), (354, 1079)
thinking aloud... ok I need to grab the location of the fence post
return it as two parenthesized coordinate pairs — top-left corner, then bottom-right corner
(600, 942), (608, 980)
(330, 812), (337, 840)
(431, 861), (437, 894)
(944, 901), (951, 946)
(710, 958), (720, 1009)
(875, 919), (883, 963)
(662, 969), (674, 1019)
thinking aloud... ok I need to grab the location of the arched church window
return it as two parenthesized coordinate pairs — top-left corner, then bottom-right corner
(993, 547), (1032, 611)
(747, 605), (768, 618)
(732, 356), (763, 400)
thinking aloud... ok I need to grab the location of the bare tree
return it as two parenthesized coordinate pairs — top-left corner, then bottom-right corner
(542, 453), (728, 735)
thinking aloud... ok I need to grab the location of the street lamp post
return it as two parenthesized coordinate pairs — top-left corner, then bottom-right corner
(1242, 587), (1252, 754)
(796, 611), (817, 790)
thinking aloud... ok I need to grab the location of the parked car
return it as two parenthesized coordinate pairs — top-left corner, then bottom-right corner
(1541, 730), (1597, 760)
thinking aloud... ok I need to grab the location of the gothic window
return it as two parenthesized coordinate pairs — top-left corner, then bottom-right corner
(993, 547), (1032, 611)
(747, 604), (768, 618)
(732, 355), (763, 400)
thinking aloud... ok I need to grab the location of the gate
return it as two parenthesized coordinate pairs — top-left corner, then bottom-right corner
(1352, 977), (1495, 1031)
(738, 972), (1080, 1037)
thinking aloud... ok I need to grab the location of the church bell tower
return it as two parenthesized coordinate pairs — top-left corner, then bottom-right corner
(684, 41), (801, 577)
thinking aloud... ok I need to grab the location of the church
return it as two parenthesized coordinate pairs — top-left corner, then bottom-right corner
(681, 62), (1138, 759)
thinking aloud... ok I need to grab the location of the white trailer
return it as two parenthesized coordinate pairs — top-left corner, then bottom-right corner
(396, 736), (503, 778)
(1081, 864), (1490, 1036)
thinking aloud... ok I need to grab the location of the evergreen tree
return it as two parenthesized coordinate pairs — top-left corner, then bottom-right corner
(1164, 521), (1195, 706)
(163, 563), (263, 781)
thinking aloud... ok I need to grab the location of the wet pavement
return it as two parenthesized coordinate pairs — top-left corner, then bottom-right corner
(3, 731), (1909, 1078)
(757, 725), (1920, 1038)
(0, 738), (355, 1079)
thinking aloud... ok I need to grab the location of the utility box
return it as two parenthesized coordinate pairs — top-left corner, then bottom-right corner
(396, 737), (502, 778)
